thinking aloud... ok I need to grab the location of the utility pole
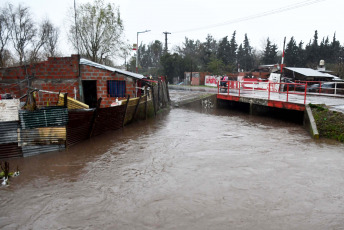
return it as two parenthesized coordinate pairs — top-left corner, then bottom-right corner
(163, 32), (171, 53)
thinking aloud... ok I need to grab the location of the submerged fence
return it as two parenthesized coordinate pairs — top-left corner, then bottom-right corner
(0, 78), (170, 159)
(0, 99), (22, 158)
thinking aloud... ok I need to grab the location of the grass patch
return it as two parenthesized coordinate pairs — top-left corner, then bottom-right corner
(310, 103), (344, 142)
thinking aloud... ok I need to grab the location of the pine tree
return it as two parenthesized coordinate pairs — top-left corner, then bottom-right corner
(217, 36), (230, 65)
(228, 31), (238, 67)
(242, 34), (254, 71)
(285, 37), (299, 67)
(237, 44), (244, 71)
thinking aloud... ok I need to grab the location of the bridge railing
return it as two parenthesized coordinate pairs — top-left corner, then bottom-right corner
(218, 80), (308, 104)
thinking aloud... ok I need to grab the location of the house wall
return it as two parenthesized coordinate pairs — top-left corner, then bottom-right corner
(1, 55), (139, 108)
(0, 55), (80, 106)
(80, 65), (136, 108)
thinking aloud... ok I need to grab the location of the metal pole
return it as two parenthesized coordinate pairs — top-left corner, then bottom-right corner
(335, 82), (337, 95)
(136, 30), (150, 73)
(136, 32), (138, 73)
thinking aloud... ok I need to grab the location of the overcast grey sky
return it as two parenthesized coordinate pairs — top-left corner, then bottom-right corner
(3, 0), (343, 65)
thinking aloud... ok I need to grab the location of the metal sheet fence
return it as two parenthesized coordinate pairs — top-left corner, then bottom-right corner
(0, 121), (22, 159)
(91, 105), (127, 137)
(0, 121), (19, 144)
(0, 99), (20, 122)
(22, 145), (65, 158)
(19, 127), (66, 146)
(19, 107), (68, 129)
(66, 109), (95, 146)
(0, 143), (22, 159)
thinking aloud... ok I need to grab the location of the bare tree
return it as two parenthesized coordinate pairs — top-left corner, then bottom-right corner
(7, 3), (36, 65)
(69, 0), (125, 64)
(0, 7), (12, 67)
(43, 20), (59, 57)
(28, 19), (52, 63)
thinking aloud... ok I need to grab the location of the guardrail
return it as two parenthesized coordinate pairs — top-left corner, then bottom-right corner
(218, 80), (307, 104)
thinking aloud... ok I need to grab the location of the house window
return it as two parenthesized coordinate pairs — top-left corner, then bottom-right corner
(107, 80), (126, 97)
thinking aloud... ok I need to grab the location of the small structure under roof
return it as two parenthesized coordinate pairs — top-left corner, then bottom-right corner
(284, 67), (336, 81)
(80, 58), (145, 80)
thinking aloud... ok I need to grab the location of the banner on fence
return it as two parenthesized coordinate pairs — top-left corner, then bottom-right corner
(205, 76), (221, 87)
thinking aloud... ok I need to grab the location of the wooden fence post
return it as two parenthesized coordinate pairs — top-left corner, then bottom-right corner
(122, 95), (130, 127)
(64, 93), (68, 108)
(131, 95), (142, 123)
(158, 79), (161, 110)
(151, 85), (157, 116)
(89, 97), (102, 138)
(165, 77), (171, 103)
(144, 95), (148, 120)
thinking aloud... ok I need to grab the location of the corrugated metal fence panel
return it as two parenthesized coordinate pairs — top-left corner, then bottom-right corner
(19, 107), (68, 129)
(0, 99), (20, 122)
(0, 121), (19, 144)
(122, 96), (148, 125)
(92, 105), (126, 137)
(19, 127), (66, 146)
(0, 143), (22, 159)
(66, 109), (95, 146)
(22, 145), (65, 158)
(0, 121), (22, 159)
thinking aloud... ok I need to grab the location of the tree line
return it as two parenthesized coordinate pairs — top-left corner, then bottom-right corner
(132, 31), (344, 81)
(1, 1), (343, 80)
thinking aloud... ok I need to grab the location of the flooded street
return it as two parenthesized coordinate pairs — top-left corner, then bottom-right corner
(1, 91), (344, 229)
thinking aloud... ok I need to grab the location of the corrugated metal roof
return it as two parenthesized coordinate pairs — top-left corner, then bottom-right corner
(80, 58), (144, 79)
(0, 99), (20, 122)
(19, 107), (68, 129)
(285, 67), (334, 78)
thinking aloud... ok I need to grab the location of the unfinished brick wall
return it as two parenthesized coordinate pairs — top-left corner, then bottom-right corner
(80, 65), (136, 108)
(0, 55), (80, 106)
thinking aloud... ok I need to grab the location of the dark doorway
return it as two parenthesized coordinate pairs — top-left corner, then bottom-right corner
(82, 80), (97, 108)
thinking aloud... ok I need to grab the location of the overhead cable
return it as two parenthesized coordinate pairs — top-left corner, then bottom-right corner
(172, 0), (326, 34)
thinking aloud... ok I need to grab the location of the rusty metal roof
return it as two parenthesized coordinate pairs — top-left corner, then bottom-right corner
(80, 58), (144, 80)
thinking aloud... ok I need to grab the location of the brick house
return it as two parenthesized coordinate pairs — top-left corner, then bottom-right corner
(0, 55), (145, 108)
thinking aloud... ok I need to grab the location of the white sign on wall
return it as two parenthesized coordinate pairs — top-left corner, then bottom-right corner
(205, 75), (220, 87)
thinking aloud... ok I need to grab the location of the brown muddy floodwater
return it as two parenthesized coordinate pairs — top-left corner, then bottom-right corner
(1, 94), (344, 230)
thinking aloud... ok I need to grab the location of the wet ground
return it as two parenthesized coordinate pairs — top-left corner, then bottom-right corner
(1, 90), (344, 229)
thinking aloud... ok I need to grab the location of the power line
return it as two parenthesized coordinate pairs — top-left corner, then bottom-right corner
(172, 0), (326, 34)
